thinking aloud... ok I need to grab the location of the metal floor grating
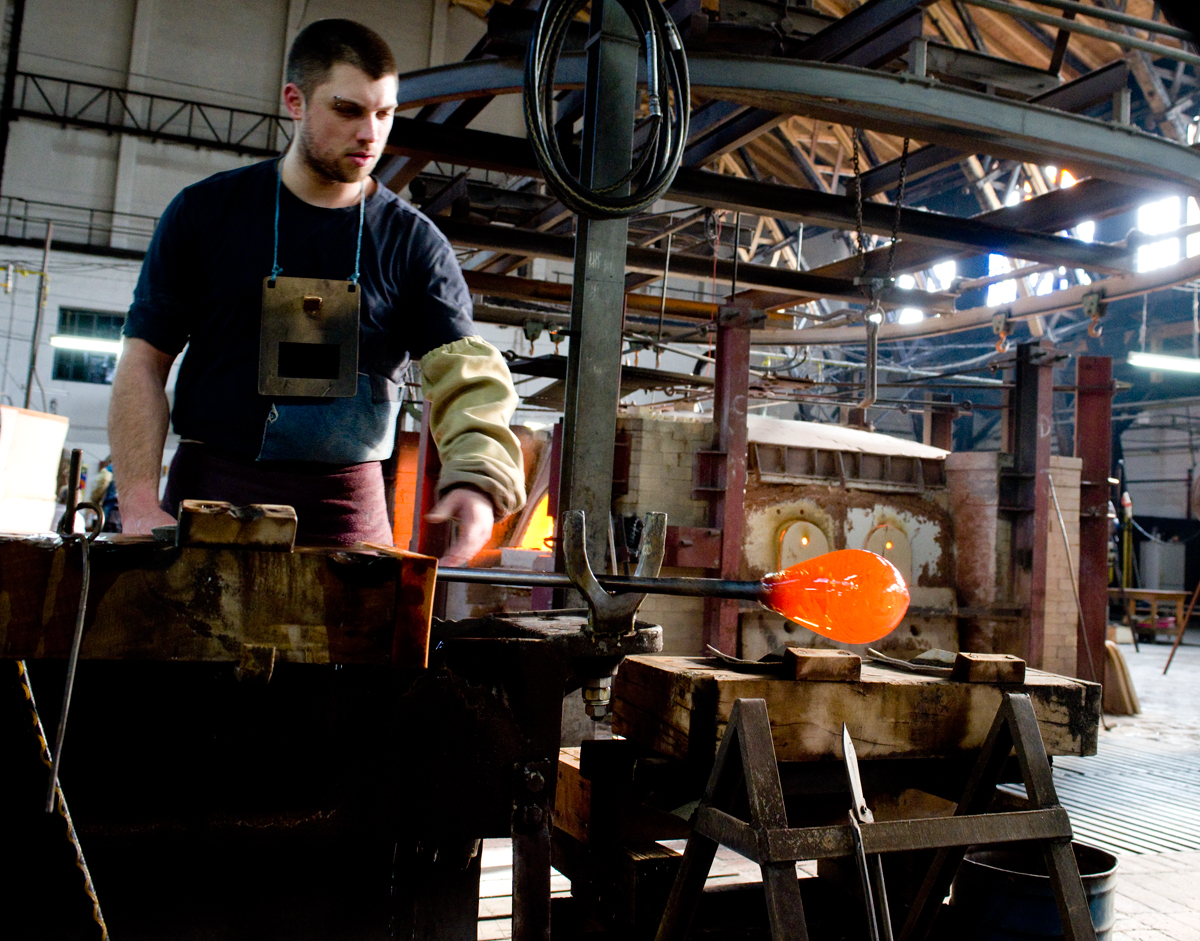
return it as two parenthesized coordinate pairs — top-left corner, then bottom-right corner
(1040, 739), (1200, 856)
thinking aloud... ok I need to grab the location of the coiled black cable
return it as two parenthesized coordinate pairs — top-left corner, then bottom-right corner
(524, 0), (690, 219)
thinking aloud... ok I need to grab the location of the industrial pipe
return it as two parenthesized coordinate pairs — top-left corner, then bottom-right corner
(960, 0), (1200, 69)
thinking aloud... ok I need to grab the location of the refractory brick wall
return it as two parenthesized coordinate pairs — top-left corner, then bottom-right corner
(613, 412), (714, 654)
(1043, 456), (1082, 677)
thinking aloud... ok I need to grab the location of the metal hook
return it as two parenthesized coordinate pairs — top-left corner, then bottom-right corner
(562, 509), (666, 638)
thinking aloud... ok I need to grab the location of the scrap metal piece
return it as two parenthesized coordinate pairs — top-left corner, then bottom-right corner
(176, 500), (298, 551)
(562, 509), (667, 637)
(46, 449), (104, 813)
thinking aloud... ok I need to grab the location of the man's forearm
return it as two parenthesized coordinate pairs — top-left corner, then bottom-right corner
(108, 346), (172, 513)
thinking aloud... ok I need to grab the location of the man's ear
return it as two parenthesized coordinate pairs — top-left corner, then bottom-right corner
(282, 82), (306, 122)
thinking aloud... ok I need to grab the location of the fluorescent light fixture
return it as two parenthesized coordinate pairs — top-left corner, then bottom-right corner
(1128, 351), (1200, 373)
(50, 335), (123, 355)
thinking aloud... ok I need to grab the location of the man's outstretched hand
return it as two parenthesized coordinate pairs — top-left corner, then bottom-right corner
(426, 486), (495, 567)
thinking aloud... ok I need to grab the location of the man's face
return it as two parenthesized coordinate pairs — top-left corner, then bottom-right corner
(287, 63), (398, 184)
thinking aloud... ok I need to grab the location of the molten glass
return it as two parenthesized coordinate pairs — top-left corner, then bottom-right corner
(759, 548), (910, 644)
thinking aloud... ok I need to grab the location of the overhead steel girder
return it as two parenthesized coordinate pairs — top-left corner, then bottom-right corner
(434, 217), (956, 310)
(668, 170), (1130, 271)
(393, 53), (1200, 193)
(387, 117), (1130, 272)
(808, 177), (1146, 280)
(750, 252), (1200, 345)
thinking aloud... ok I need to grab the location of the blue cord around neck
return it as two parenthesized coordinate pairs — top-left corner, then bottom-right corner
(271, 168), (366, 285)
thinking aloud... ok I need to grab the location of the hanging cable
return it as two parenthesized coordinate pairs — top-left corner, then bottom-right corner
(524, 0), (690, 219)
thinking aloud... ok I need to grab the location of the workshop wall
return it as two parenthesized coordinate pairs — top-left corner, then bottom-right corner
(613, 411), (714, 654)
(949, 450), (1083, 675)
(1043, 455), (1082, 677)
(0, 0), (528, 478)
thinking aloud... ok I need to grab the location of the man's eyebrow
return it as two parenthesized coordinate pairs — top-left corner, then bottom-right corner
(332, 95), (399, 111)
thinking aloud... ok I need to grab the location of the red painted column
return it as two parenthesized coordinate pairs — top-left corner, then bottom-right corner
(1074, 357), (1114, 685)
(702, 308), (752, 654)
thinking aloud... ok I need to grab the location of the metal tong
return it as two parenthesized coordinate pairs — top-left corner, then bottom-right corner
(842, 724), (893, 941)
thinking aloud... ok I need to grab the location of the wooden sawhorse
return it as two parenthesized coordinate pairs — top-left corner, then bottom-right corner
(654, 693), (1097, 941)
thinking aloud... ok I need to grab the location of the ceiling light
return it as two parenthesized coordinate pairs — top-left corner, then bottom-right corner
(50, 335), (122, 354)
(1128, 351), (1200, 373)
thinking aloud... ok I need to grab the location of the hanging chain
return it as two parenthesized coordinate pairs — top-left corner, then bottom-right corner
(851, 133), (868, 280)
(850, 132), (913, 324)
(884, 137), (911, 286)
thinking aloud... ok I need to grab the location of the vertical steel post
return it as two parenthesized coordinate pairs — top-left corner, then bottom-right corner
(703, 308), (752, 654)
(23, 220), (50, 410)
(555, 0), (639, 573)
(1074, 357), (1113, 685)
(1009, 342), (1055, 669)
(0, 0), (27, 199)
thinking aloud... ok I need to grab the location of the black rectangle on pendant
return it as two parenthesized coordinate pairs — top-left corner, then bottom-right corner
(277, 341), (342, 380)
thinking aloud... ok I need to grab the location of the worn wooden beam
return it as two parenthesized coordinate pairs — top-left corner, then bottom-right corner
(0, 536), (437, 669)
(613, 655), (1101, 762)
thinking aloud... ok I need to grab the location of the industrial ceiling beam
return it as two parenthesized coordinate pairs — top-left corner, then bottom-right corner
(808, 177), (1147, 280)
(854, 60), (1131, 199)
(461, 269), (720, 319)
(667, 168), (1130, 271)
(436, 217), (956, 309)
(392, 53), (1200, 191)
(751, 252), (1200, 345)
(387, 117), (1133, 272)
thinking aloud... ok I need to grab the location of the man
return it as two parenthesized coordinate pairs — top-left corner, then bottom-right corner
(109, 19), (525, 563)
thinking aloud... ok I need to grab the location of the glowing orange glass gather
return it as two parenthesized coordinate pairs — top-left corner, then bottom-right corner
(759, 549), (910, 644)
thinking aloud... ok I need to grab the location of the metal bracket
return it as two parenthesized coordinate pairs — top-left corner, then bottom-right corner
(562, 509), (666, 638)
(717, 305), (767, 328)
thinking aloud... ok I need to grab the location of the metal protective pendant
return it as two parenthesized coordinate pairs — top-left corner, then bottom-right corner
(259, 275), (359, 398)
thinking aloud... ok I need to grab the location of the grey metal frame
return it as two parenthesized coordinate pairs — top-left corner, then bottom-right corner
(394, 53), (1200, 191)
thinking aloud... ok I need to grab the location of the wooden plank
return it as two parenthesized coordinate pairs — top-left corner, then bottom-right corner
(783, 647), (861, 681)
(555, 748), (592, 845)
(0, 535), (435, 667)
(950, 652), (1026, 684)
(612, 656), (1101, 762)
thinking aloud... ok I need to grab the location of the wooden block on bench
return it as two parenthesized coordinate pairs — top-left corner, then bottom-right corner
(951, 652), (1026, 684)
(783, 647), (862, 681)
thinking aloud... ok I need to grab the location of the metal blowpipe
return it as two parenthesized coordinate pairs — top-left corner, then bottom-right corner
(438, 548), (911, 645)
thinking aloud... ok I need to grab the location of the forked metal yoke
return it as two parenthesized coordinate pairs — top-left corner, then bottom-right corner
(561, 509), (667, 637)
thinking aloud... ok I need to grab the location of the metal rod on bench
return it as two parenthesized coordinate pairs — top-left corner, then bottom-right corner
(437, 566), (762, 600)
(437, 545), (911, 645)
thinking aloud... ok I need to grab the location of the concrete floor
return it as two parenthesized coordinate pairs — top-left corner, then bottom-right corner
(1077, 629), (1200, 940)
(477, 631), (1200, 940)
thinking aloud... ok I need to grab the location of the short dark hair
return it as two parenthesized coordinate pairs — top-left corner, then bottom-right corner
(286, 19), (396, 98)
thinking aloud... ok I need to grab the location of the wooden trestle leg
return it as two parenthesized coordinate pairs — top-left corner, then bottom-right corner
(656, 692), (1097, 941)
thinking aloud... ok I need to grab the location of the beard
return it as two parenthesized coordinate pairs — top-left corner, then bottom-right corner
(297, 122), (373, 184)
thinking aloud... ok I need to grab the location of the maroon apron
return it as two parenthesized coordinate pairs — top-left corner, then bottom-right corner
(162, 443), (392, 547)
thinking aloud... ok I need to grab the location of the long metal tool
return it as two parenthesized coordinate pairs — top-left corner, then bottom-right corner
(46, 449), (104, 812)
(437, 565), (762, 600)
(843, 724), (893, 941)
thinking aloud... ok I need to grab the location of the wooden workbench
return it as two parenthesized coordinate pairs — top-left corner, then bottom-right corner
(613, 655), (1102, 763)
(1109, 587), (1189, 634)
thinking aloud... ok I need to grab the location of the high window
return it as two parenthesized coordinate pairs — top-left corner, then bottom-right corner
(50, 308), (124, 384)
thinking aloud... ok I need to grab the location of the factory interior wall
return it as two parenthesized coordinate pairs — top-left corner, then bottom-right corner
(1043, 455), (1082, 678)
(0, 0), (538, 484)
(1120, 413), (1197, 519)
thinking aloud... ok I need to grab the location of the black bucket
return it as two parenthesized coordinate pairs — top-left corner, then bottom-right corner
(948, 841), (1118, 940)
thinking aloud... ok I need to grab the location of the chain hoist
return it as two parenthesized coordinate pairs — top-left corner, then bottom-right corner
(850, 132), (911, 317)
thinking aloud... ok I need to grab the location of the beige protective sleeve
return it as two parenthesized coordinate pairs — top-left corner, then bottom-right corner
(420, 336), (527, 517)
